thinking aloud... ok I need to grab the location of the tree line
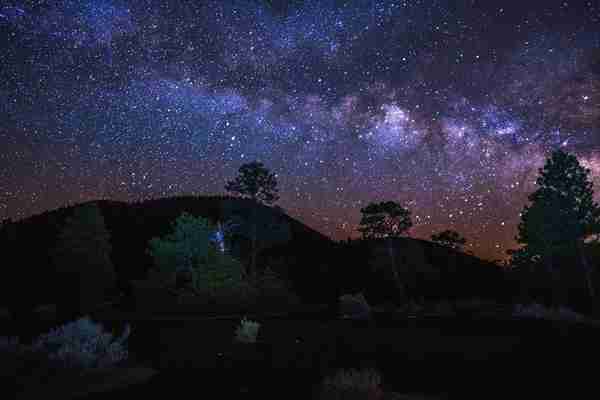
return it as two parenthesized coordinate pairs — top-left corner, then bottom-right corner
(32, 148), (600, 315)
(218, 151), (600, 310)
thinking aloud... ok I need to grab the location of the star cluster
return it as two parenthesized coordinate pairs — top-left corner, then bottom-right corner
(1, 1), (599, 260)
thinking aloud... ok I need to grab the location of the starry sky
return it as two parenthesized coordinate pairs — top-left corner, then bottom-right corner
(1, 1), (599, 261)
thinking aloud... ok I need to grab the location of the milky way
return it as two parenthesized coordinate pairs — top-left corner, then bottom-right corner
(1, 1), (599, 260)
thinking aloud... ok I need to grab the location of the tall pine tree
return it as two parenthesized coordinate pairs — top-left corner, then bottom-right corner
(514, 149), (600, 307)
(52, 202), (116, 316)
(225, 161), (281, 278)
(358, 201), (412, 302)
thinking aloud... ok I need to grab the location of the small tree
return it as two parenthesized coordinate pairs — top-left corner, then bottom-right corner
(220, 199), (292, 280)
(431, 229), (467, 250)
(225, 161), (281, 278)
(358, 201), (412, 302)
(51, 203), (116, 316)
(225, 161), (279, 205)
(147, 213), (247, 297)
(514, 149), (600, 308)
(148, 213), (214, 276)
(358, 201), (412, 239)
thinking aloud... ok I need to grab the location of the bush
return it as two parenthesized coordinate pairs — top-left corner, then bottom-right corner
(146, 213), (303, 313)
(233, 317), (261, 343)
(28, 316), (131, 371)
(147, 212), (216, 277)
(318, 368), (384, 400)
(1, 317), (132, 397)
(191, 252), (248, 297)
(147, 213), (249, 298)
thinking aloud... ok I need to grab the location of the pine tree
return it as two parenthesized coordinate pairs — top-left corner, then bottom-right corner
(225, 161), (281, 278)
(514, 149), (600, 307)
(225, 161), (279, 205)
(220, 198), (292, 280)
(358, 201), (412, 301)
(358, 201), (412, 239)
(52, 203), (116, 316)
(430, 229), (467, 250)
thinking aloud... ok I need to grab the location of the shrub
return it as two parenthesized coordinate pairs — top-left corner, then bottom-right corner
(1, 317), (132, 396)
(147, 213), (216, 277)
(234, 317), (261, 343)
(191, 252), (248, 297)
(147, 213), (248, 299)
(29, 316), (131, 371)
(318, 368), (384, 400)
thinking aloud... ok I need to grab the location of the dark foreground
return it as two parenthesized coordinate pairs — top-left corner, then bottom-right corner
(8, 309), (600, 399)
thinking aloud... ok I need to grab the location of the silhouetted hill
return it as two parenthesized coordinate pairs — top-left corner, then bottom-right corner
(261, 236), (513, 307)
(0, 196), (338, 311)
(0, 196), (514, 313)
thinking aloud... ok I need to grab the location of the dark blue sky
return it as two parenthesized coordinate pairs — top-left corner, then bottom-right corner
(1, 1), (599, 260)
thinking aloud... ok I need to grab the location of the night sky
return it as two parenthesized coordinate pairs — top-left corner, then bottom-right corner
(1, 1), (599, 261)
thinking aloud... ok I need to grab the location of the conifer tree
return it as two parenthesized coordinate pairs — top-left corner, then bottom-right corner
(52, 203), (116, 315)
(358, 201), (412, 301)
(514, 149), (600, 307)
(225, 161), (281, 278)
(430, 229), (467, 250)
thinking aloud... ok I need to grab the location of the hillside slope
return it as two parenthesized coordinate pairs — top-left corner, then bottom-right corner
(261, 236), (513, 306)
(0, 196), (512, 311)
(0, 196), (337, 309)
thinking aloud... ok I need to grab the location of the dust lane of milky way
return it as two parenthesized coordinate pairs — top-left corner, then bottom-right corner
(1, 1), (599, 261)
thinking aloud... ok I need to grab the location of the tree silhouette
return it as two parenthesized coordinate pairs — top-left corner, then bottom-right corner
(51, 202), (116, 316)
(225, 161), (282, 278)
(358, 201), (412, 302)
(514, 149), (600, 307)
(431, 229), (467, 250)
(225, 161), (279, 205)
(358, 201), (412, 239)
